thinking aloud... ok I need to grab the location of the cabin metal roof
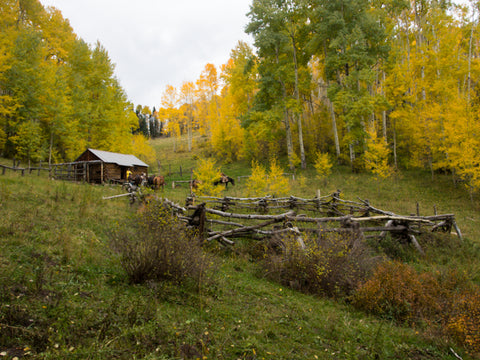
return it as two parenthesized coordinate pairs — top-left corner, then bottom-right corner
(84, 148), (149, 167)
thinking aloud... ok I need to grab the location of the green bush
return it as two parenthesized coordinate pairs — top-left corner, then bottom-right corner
(110, 201), (212, 288)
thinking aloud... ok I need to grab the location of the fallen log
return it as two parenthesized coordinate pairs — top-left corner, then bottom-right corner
(102, 193), (132, 200)
(409, 234), (425, 255)
(453, 221), (463, 240)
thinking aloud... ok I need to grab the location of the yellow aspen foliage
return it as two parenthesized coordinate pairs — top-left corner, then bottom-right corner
(267, 157), (291, 196)
(10, 120), (44, 162)
(364, 128), (392, 180)
(192, 158), (224, 197)
(246, 158), (290, 197)
(131, 134), (155, 164)
(210, 89), (245, 162)
(0, 0), (17, 125)
(246, 160), (268, 197)
(195, 63), (219, 137)
(440, 100), (480, 195)
(314, 152), (332, 183)
(161, 84), (184, 152)
(0, 127), (6, 151)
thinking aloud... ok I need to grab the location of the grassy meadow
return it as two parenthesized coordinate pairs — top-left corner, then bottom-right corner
(1, 136), (480, 359)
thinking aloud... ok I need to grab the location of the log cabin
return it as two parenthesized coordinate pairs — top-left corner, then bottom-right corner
(72, 148), (149, 184)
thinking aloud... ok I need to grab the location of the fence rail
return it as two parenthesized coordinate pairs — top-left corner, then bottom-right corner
(165, 192), (462, 253)
(0, 163), (52, 176)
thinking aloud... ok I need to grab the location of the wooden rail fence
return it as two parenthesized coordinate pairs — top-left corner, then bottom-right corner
(0, 160), (103, 182)
(164, 192), (462, 253)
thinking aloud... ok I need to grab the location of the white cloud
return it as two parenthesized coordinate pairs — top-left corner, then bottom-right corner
(40, 0), (253, 108)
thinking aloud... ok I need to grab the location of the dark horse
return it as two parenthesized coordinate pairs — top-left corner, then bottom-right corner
(132, 173), (147, 186)
(213, 173), (235, 189)
(124, 173), (146, 193)
(147, 175), (165, 190)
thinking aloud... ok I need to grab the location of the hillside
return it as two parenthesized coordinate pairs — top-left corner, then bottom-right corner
(1, 143), (479, 359)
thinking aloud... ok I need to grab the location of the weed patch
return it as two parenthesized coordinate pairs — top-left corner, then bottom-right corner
(110, 200), (213, 288)
(261, 230), (379, 298)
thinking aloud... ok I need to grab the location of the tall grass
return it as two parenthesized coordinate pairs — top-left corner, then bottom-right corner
(1, 144), (479, 358)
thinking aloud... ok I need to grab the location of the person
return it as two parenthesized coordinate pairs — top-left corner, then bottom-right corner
(126, 168), (133, 183)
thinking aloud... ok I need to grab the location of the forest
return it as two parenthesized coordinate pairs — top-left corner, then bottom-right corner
(2, 0), (480, 193)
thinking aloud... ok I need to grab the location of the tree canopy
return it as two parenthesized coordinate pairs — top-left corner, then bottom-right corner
(5, 0), (480, 194)
(0, 0), (144, 163)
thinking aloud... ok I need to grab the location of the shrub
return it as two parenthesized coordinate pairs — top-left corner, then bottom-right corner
(110, 201), (211, 287)
(351, 261), (441, 323)
(246, 158), (290, 197)
(267, 157), (291, 196)
(246, 160), (268, 197)
(192, 158), (223, 197)
(314, 151), (332, 184)
(364, 128), (393, 179)
(262, 230), (378, 298)
(447, 287), (480, 354)
(352, 260), (480, 353)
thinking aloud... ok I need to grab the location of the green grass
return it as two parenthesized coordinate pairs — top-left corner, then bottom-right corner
(147, 137), (480, 241)
(1, 142), (479, 359)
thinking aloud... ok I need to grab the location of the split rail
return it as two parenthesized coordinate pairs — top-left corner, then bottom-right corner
(163, 191), (462, 254)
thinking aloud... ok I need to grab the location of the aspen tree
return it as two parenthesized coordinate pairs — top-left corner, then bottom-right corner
(180, 81), (195, 152)
(161, 85), (182, 152)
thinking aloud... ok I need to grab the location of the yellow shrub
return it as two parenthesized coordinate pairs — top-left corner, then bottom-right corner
(448, 288), (480, 353)
(267, 157), (291, 197)
(364, 128), (392, 180)
(193, 158), (223, 197)
(314, 152), (333, 182)
(246, 158), (290, 197)
(246, 161), (268, 197)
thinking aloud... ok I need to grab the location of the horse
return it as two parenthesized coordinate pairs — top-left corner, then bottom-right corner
(189, 179), (201, 192)
(147, 175), (165, 190)
(123, 173), (146, 194)
(152, 175), (165, 190)
(213, 173), (235, 189)
(132, 173), (147, 186)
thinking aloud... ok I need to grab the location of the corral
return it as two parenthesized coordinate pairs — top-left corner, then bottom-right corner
(163, 191), (462, 254)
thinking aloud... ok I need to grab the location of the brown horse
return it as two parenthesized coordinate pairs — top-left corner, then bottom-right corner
(147, 175), (165, 190)
(153, 175), (165, 190)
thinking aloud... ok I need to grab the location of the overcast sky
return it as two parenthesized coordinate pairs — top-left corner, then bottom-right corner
(39, 0), (254, 109)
